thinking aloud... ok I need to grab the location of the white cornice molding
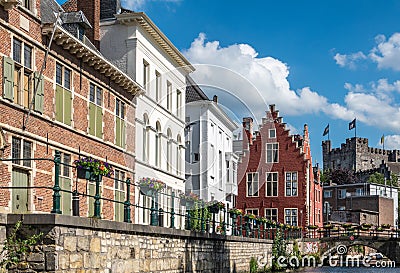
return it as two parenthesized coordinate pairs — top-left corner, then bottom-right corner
(116, 12), (194, 74)
(42, 24), (145, 97)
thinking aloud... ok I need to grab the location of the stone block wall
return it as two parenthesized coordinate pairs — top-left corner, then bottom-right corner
(0, 214), (278, 273)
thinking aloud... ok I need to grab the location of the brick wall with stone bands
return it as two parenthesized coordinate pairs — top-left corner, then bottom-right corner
(0, 214), (282, 273)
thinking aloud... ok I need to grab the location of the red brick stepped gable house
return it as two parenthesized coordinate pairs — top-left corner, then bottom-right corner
(0, 0), (143, 220)
(235, 105), (323, 228)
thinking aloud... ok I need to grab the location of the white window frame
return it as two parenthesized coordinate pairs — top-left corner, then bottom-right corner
(269, 129), (276, 138)
(324, 190), (332, 198)
(266, 172), (278, 197)
(338, 189), (347, 199)
(266, 143), (279, 163)
(246, 172), (259, 197)
(285, 172), (298, 197)
(284, 208), (298, 226)
(265, 208), (278, 222)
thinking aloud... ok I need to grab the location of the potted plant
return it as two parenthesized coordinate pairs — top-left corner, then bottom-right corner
(207, 201), (225, 213)
(138, 177), (165, 196)
(323, 224), (334, 229)
(244, 213), (256, 222)
(307, 225), (318, 230)
(228, 208), (243, 218)
(74, 156), (113, 180)
(179, 192), (199, 207)
(342, 223), (353, 229)
(381, 223), (391, 229)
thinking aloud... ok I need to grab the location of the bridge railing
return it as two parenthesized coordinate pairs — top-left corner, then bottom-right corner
(306, 226), (400, 239)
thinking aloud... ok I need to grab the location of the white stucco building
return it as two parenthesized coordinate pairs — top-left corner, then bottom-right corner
(100, 6), (194, 227)
(185, 80), (239, 210)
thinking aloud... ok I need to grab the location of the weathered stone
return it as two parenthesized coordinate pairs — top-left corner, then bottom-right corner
(27, 252), (44, 262)
(90, 237), (101, 253)
(30, 262), (45, 271)
(70, 253), (83, 269)
(64, 236), (77, 252)
(77, 237), (89, 251)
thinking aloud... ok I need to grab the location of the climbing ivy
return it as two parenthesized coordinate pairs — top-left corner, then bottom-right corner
(271, 228), (287, 271)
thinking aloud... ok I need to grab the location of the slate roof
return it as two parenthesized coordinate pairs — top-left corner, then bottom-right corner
(186, 76), (209, 103)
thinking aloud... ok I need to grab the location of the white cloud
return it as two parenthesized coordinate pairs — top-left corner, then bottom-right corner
(370, 33), (400, 71)
(334, 52), (367, 69)
(184, 33), (400, 133)
(379, 135), (400, 150)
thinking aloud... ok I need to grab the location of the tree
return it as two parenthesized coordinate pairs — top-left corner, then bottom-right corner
(327, 169), (358, 185)
(367, 172), (384, 184)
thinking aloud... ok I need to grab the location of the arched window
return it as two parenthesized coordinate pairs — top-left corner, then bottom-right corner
(177, 134), (182, 175)
(167, 129), (172, 172)
(155, 121), (161, 167)
(142, 114), (149, 162)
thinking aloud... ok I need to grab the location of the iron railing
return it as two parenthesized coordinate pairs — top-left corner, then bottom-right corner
(0, 153), (302, 240)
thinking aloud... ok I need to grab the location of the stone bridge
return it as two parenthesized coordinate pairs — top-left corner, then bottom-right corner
(319, 235), (400, 264)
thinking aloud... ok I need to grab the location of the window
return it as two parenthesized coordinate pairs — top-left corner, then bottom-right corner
(155, 71), (161, 101)
(226, 161), (230, 183)
(176, 135), (182, 175)
(114, 170), (126, 222)
(21, 0), (32, 11)
(355, 188), (364, 196)
(246, 172), (259, 197)
(245, 209), (259, 216)
(155, 122), (161, 167)
(265, 208), (278, 222)
(167, 129), (172, 172)
(219, 151), (222, 188)
(338, 189), (347, 199)
(285, 208), (298, 226)
(266, 172), (278, 197)
(176, 89), (182, 118)
(143, 60), (149, 89)
(142, 114), (149, 162)
(266, 143), (278, 163)
(285, 172), (298, 196)
(4, 39), (43, 112)
(324, 190), (332, 198)
(55, 63), (72, 125)
(167, 82), (172, 112)
(269, 129), (276, 138)
(12, 137), (32, 167)
(194, 153), (200, 162)
(89, 83), (103, 138)
(115, 98), (126, 147)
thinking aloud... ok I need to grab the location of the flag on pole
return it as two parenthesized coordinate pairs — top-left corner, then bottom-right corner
(349, 118), (356, 130)
(381, 135), (385, 145)
(323, 124), (329, 136)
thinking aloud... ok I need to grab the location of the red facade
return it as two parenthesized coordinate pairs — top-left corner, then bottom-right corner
(236, 105), (323, 228)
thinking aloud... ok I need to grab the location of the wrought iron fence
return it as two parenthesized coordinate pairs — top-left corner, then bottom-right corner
(0, 152), (301, 240)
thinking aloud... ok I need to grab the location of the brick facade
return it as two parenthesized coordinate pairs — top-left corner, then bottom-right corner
(236, 105), (323, 228)
(0, 0), (140, 221)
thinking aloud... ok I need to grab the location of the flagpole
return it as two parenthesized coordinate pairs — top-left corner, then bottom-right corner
(354, 118), (357, 139)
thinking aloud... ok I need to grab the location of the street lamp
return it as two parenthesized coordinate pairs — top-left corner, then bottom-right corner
(324, 201), (330, 224)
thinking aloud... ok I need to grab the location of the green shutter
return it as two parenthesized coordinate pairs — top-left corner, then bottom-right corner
(64, 90), (72, 126)
(60, 177), (72, 215)
(3, 56), (14, 101)
(55, 85), (64, 122)
(121, 120), (126, 148)
(89, 103), (96, 136)
(116, 117), (121, 147)
(95, 105), (102, 138)
(12, 169), (29, 213)
(34, 72), (44, 113)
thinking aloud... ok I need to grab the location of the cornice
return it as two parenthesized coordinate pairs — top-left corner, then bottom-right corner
(42, 24), (145, 97)
(115, 12), (194, 74)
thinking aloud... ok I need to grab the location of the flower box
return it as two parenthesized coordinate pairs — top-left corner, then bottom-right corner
(74, 156), (113, 178)
(207, 201), (225, 213)
(228, 208), (243, 218)
(140, 185), (155, 196)
(138, 177), (165, 196)
(77, 166), (91, 180)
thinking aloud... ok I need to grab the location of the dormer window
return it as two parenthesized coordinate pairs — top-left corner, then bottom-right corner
(22, 0), (30, 10)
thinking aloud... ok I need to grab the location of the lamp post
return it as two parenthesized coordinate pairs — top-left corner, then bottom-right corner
(324, 201), (330, 224)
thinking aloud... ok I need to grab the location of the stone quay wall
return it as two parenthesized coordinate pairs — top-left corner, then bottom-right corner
(0, 214), (278, 273)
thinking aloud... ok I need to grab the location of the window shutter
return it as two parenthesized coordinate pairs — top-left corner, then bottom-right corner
(121, 120), (126, 148)
(55, 85), (64, 122)
(116, 117), (121, 147)
(34, 72), (44, 113)
(64, 90), (72, 126)
(95, 106), (102, 138)
(3, 56), (14, 101)
(89, 103), (96, 136)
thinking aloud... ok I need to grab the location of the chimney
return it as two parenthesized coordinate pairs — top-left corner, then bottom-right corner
(242, 117), (253, 145)
(101, 0), (121, 20)
(213, 95), (218, 104)
(77, 0), (100, 49)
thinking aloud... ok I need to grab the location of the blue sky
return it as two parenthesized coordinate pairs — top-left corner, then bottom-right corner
(58, 0), (400, 166)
